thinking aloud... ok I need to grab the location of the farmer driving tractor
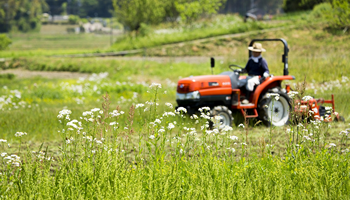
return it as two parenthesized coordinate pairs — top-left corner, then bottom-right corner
(238, 43), (269, 104)
(239, 42), (270, 104)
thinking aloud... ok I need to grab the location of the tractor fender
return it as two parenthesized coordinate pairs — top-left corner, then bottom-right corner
(251, 75), (295, 105)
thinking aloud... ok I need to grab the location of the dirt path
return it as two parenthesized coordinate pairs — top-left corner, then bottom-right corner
(0, 56), (222, 79)
(98, 56), (225, 64)
(0, 68), (89, 79)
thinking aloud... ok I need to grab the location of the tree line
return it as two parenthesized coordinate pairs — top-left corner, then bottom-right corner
(0, 0), (349, 33)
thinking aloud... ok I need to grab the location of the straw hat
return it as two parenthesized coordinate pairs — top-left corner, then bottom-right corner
(248, 43), (266, 52)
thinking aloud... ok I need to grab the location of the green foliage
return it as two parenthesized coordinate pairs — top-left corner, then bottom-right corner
(309, 0), (350, 30)
(0, 34), (11, 50)
(0, 73), (15, 79)
(0, 0), (48, 33)
(68, 15), (81, 25)
(329, 0), (350, 29)
(138, 23), (154, 37)
(111, 15), (278, 51)
(113, 0), (227, 31)
(283, 0), (326, 12)
(312, 2), (332, 18)
(112, 0), (165, 31)
(175, 0), (226, 24)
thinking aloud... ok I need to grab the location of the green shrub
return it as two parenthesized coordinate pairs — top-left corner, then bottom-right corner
(312, 2), (332, 19)
(0, 73), (15, 79)
(0, 34), (12, 50)
(68, 15), (81, 25)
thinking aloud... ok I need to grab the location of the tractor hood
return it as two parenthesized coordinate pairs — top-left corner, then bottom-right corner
(177, 75), (233, 94)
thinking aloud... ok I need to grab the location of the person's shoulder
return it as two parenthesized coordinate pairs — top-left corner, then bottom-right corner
(260, 57), (268, 63)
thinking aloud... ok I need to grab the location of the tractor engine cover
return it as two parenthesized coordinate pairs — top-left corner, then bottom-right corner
(176, 72), (239, 112)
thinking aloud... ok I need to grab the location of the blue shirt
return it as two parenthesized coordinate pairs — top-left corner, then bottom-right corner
(244, 57), (269, 76)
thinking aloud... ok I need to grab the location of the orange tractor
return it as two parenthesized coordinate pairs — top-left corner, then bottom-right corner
(176, 39), (342, 127)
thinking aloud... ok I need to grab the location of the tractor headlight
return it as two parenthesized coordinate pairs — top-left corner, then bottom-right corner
(176, 91), (200, 100)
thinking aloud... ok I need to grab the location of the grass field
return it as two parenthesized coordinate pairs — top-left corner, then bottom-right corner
(0, 12), (350, 199)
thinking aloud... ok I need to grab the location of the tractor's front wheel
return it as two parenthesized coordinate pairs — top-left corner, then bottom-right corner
(258, 92), (291, 127)
(210, 106), (233, 128)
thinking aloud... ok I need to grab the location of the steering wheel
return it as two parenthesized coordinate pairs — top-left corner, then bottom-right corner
(229, 64), (244, 73)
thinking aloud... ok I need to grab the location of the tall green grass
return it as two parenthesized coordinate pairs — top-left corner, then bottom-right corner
(0, 86), (349, 199)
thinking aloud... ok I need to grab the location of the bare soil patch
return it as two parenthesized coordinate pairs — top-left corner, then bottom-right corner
(0, 68), (89, 79)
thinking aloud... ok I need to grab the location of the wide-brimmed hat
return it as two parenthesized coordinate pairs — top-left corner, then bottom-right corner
(248, 43), (266, 52)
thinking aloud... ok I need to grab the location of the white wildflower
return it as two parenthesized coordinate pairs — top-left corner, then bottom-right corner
(329, 143), (336, 148)
(109, 122), (117, 126)
(302, 96), (313, 101)
(179, 149), (184, 154)
(165, 103), (173, 108)
(149, 135), (155, 140)
(15, 132), (27, 137)
(167, 123), (175, 130)
(135, 103), (145, 109)
(176, 107), (187, 113)
(227, 147), (236, 153)
(149, 83), (162, 89)
(229, 135), (239, 141)
(238, 124), (245, 128)
(91, 108), (100, 112)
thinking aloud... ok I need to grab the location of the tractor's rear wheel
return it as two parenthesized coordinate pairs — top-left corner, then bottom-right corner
(258, 92), (291, 127)
(210, 106), (233, 128)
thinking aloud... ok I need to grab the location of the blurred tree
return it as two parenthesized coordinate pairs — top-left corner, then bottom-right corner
(0, 0), (48, 32)
(0, 0), (19, 32)
(113, 0), (226, 31)
(175, 0), (227, 24)
(283, 0), (327, 12)
(112, 0), (168, 31)
(47, 0), (113, 18)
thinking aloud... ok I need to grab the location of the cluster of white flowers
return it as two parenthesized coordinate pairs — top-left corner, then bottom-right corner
(149, 83), (162, 89)
(306, 76), (349, 94)
(57, 109), (72, 120)
(109, 110), (125, 117)
(165, 102), (173, 108)
(0, 88), (31, 111)
(3, 154), (21, 167)
(266, 93), (280, 101)
(339, 129), (350, 136)
(287, 91), (298, 98)
(15, 132), (27, 137)
(32, 151), (54, 162)
(176, 107), (187, 114)
(163, 112), (176, 117)
(229, 135), (239, 141)
(149, 135), (155, 140)
(302, 96), (313, 101)
(167, 123), (175, 130)
(67, 119), (82, 130)
(135, 103), (145, 109)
